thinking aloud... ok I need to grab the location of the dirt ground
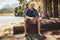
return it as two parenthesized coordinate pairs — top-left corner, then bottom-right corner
(0, 29), (60, 40)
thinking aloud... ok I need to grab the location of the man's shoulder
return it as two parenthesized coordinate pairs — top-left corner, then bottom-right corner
(26, 8), (30, 11)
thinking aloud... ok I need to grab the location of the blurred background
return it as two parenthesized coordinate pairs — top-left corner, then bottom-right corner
(0, 0), (60, 18)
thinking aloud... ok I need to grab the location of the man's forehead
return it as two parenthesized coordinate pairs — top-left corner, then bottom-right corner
(30, 2), (35, 5)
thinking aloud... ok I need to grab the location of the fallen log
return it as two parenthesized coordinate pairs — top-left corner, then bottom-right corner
(13, 20), (60, 34)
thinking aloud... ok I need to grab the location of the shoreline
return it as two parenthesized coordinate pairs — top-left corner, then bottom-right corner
(0, 21), (24, 37)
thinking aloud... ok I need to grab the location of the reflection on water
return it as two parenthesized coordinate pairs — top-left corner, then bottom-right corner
(0, 16), (24, 25)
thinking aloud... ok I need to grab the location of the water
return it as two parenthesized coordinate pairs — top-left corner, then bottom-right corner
(0, 16), (24, 25)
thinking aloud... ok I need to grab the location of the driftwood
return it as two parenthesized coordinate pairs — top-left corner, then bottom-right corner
(13, 20), (60, 34)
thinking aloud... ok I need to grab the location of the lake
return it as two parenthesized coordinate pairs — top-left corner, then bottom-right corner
(0, 16), (24, 25)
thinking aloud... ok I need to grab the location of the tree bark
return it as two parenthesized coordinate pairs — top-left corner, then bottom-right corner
(43, 0), (49, 19)
(49, 0), (53, 17)
(53, 0), (59, 18)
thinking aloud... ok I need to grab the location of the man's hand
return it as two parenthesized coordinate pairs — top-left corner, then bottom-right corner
(30, 17), (35, 21)
(35, 16), (39, 19)
(26, 16), (35, 21)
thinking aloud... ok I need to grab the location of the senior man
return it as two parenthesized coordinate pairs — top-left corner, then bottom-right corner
(24, 2), (42, 36)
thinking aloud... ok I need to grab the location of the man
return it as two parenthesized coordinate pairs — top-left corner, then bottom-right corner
(24, 2), (42, 36)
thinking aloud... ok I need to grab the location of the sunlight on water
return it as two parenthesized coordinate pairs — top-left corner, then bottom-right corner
(0, 16), (24, 26)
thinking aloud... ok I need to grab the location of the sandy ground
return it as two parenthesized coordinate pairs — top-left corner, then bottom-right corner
(0, 19), (60, 40)
(0, 27), (60, 40)
(0, 21), (23, 36)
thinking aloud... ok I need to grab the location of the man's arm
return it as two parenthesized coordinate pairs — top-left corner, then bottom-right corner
(35, 10), (39, 19)
(25, 9), (34, 20)
(25, 16), (35, 21)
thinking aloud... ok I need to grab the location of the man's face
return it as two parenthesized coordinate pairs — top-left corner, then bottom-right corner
(30, 3), (35, 9)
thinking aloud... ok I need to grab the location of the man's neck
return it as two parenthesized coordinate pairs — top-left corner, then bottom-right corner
(29, 8), (34, 11)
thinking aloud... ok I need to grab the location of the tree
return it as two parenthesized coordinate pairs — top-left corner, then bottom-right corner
(53, 0), (59, 18)
(47, 0), (53, 17)
(42, 0), (49, 19)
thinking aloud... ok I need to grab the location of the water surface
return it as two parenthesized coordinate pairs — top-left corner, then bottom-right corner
(0, 16), (24, 25)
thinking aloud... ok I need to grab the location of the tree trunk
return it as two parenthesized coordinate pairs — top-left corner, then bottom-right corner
(43, 0), (49, 19)
(47, 0), (50, 17)
(49, 0), (53, 17)
(53, 0), (59, 18)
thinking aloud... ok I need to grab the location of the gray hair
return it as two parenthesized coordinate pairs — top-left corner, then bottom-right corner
(29, 2), (35, 6)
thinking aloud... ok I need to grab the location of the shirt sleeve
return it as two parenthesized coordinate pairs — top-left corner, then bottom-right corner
(25, 9), (29, 16)
(35, 10), (39, 17)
